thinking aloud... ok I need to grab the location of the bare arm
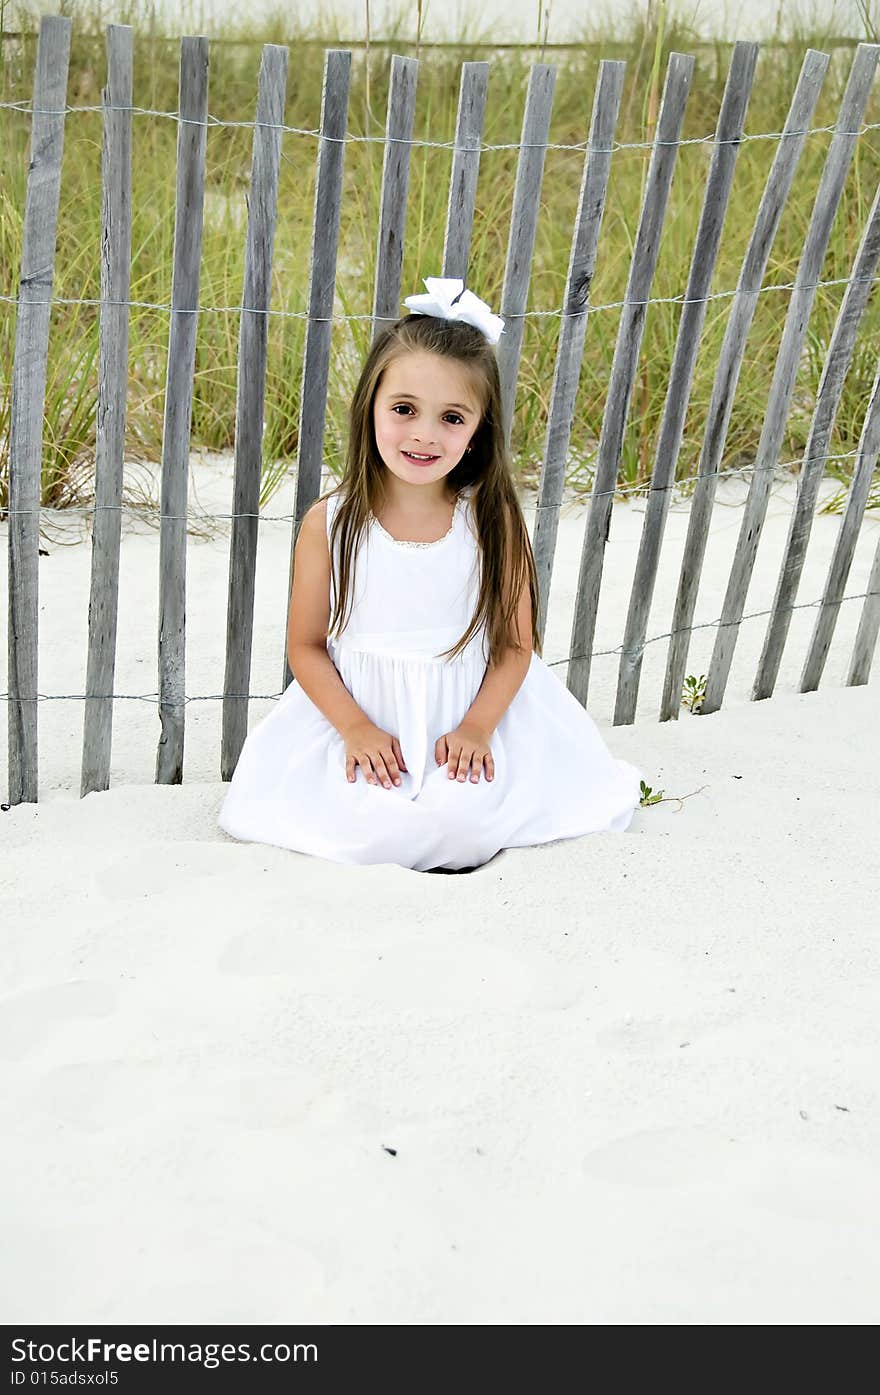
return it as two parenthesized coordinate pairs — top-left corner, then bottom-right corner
(288, 646), (370, 741)
(286, 499), (371, 740)
(462, 503), (534, 736)
(464, 645), (532, 736)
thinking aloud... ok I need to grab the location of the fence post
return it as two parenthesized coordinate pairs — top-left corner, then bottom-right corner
(800, 354), (880, 691)
(847, 527), (880, 686)
(613, 40), (758, 727)
(567, 51), (694, 711)
(442, 62), (489, 281)
(7, 13), (71, 806)
(532, 59), (625, 643)
(700, 40), (880, 716)
(659, 47), (830, 721)
(753, 177), (880, 699)
(281, 48), (352, 696)
(372, 54), (418, 342)
(81, 23), (133, 798)
(155, 35), (209, 785)
(497, 63), (556, 446)
(221, 43), (289, 781)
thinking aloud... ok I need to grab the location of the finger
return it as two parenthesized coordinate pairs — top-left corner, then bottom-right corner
(384, 750), (402, 786)
(436, 736), (447, 767)
(373, 754), (393, 790)
(346, 756), (355, 783)
(485, 751), (495, 782)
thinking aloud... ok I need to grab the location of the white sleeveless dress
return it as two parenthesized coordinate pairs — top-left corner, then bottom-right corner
(218, 485), (643, 871)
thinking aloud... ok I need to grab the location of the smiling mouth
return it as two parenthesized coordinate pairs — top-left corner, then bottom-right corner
(402, 450), (440, 464)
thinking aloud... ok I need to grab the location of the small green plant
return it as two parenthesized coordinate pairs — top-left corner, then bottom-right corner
(682, 673), (706, 712)
(639, 778), (664, 807)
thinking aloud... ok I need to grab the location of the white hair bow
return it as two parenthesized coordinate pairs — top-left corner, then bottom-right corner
(403, 277), (505, 345)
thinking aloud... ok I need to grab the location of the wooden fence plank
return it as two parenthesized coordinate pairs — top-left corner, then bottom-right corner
(847, 525), (880, 686)
(281, 48), (352, 695)
(155, 35), (209, 785)
(7, 14), (71, 806)
(752, 176), (880, 699)
(659, 48), (830, 721)
(497, 63), (556, 445)
(80, 24), (133, 798)
(532, 59), (625, 641)
(442, 61), (489, 281)
(220, 43), (289, 781)
(567, 51), (694, 710)
(613, 41), (758, 726)
(372, 54), (418, 342)
(799, 352), (880, 690)
(8, 30), (879, 800)
(699, 40), (880, 716)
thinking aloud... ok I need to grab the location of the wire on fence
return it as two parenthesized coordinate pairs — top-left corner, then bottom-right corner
(0, 588), (875, 706)
(2, 272), (880, 324)
(0, 449), (874, 524)
(1, 99), (880, 152)
(0, 30), (870, 51)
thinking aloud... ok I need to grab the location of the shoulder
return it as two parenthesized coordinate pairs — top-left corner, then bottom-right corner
(496, 494), (519, 551)
(295, 497), (333, 569)
(460, 487), (518, 546)
(460, 484), (480, 537)
(304, 495), (330, 527)
(301, 492), (340, 543)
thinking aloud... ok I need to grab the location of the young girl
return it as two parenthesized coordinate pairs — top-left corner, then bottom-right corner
(218, 277), (643, 872)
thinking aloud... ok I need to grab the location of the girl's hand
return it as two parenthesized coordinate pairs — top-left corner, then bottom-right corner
(344, 719), (408, 789)
(435, 722), (494, 784)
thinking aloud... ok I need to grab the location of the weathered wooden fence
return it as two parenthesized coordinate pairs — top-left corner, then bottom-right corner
(3, 15), (880, 805)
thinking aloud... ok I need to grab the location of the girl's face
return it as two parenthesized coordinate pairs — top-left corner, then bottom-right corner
(372, 349), (482, 490)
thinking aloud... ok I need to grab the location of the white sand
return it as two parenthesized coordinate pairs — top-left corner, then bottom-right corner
(155, 0), (873, 45)
(1, 455), (878, 1324)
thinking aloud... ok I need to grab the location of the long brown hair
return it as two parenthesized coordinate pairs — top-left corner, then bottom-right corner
(322, 312), (542, 666)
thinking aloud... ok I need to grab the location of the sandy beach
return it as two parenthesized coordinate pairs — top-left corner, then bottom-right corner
(1, 455), (878, 1323)
(153, 0), (875, 45)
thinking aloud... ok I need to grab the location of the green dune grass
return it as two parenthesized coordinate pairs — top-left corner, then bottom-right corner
(0, 0), (878, 519)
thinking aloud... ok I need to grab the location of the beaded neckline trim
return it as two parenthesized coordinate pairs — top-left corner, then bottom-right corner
(370, 495), (460, 548)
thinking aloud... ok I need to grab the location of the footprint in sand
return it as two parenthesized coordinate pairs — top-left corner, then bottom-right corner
(582, 1126), (880, 1227)
(219, 928), (580, 1013)
(26, 1059), (157, 1132)
(595, 1018), (710, 1055)
(582, 1126), (747, 1187)
(0, 980), (118, 1061)
(93, 846), (225, 901)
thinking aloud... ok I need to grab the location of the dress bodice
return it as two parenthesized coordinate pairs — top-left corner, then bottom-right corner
(324, 485), (488, 666)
